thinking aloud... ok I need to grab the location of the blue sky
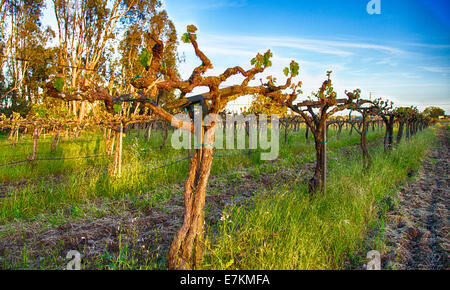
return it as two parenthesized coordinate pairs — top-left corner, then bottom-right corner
(42, 0), (450, 113)
(163, 0), (450, 113)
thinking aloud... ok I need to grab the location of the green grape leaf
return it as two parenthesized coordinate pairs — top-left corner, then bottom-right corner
(289, 61), (299, 77)
(181, 33), (191, 43)
(139, 48), (152, 68)
(263, 50), (273, 67)
(113, 104), (122, 113)
(53, 77), (64, 92)
(283, 67), (289, 77)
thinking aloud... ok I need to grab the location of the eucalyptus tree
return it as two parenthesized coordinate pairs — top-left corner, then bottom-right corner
(51, 0), (167, 121)
(423, 106), (445, 119)
(0, 0), (53, 117)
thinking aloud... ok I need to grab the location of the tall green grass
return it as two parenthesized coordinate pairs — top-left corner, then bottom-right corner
(0, 125), (385, 225)
(202, 127), (437, 269)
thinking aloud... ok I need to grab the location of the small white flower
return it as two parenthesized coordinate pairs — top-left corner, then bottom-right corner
(220, 213), (230, 221)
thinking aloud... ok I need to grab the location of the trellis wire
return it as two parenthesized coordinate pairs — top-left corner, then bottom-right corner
(0, 154), (110, 167)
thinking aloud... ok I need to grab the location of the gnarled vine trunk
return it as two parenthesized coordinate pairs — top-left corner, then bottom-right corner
(360, 113), (371, 168)
(308, 119), (326, 193)
(51, 128), (61, 152)
(397, 121), (404, 143)
(29, 127), (39, 161)
(160, 122), (169, 149)
(383, 115), (395, 151)
(167, 122), (217, 270)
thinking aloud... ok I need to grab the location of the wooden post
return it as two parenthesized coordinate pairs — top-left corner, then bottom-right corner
(284, 119), (288, 144)
(305, 123), (309, 142)
(30, 127), (39, 161)
(14, 127), (19, 145)
(110, 132), (115, 155)
(117, 123), (123, 176)
(10, 126), (17, 146)
(8, 126), (13, 142)
(51, 128), (60, 152)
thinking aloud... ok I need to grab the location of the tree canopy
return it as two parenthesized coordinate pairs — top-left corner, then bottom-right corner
(423, 106), (445, 119)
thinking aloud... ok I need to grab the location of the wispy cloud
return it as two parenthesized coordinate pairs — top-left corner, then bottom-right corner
(204, 34), (405, 56)
(405, 42), (450, 49)
(421, 66), (450, 73)
(176, 31), (450, 113)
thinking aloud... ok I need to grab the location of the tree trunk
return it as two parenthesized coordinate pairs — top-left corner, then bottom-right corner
(405, 121), (410, 139)
(167, 122), (217, 270)
(160, 122), (169, 149)
(112, 124), (123, 176)
(308, 121), (326, 193)
(106, 129), (115, 156)
(360, 114), (371, 169)
(8, 126), (14, 142)
(305, 123), (310, 142)
(309, 139), (324, 193)
(29, 127), (39, 161)
(397, 121), (404, 144)
(383, 116), (394, 151)
(337, 122), (343, 139)
(15, 128), (19, 145)
(284, 119), (289, 144)
(51, 129), (61, 152)
(145, 122), (153, 142)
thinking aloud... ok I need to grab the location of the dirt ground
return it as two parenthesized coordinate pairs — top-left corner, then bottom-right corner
(0, 156), (311, 269)
(1, 128), (447, 270)
(381, 128), (449, 270)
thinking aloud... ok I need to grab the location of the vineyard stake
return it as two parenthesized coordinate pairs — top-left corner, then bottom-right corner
(118, 123), (123, 177)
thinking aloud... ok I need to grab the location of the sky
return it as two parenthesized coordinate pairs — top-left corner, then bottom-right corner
(43, 0), (450, 114)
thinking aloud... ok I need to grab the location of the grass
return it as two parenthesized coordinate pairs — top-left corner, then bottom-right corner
(202, 126), (438, 270)
(0, 123), (439, 269)
(0, 125), (384, 224)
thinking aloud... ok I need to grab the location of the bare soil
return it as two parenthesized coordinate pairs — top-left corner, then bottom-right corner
(380, 128), (449, 270)
(0, 156), (311, 269)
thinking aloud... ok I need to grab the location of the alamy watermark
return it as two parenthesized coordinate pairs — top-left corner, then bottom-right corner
(365, 250), (381, 270)
(66, 250), (81, 270)
(171, 106), (280, 161)
(367, 0), (381, 15)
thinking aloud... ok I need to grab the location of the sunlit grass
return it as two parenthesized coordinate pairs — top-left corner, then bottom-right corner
(0, 124), (436, 270)
(203, 127), (436, 269)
